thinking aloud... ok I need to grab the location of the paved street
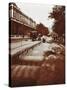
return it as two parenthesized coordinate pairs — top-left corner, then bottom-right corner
(10, 40), (41, 56)
(11, 40), (32, 50)
(19, 42), (62, 61)
(10, 38), (64, 60)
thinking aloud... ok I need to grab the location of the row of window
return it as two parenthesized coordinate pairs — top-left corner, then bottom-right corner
(9, 6), (36, 29)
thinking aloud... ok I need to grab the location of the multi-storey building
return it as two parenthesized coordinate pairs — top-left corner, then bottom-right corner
(9, 3), (36, 37)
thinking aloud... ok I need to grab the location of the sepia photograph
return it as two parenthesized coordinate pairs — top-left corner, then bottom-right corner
(9, 2), (65, 87)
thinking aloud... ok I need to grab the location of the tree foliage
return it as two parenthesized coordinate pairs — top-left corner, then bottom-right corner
(49, 5), (65, 36)
(36, 23), (49, 35)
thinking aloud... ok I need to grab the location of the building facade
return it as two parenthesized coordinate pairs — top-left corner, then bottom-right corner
(9, 3), (36, 37)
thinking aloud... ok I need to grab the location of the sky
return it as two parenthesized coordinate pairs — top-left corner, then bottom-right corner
(16, 2), (55, 32)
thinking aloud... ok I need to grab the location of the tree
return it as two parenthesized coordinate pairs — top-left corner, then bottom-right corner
(49, 5), (65, 37)
(36, 23), (49, 36)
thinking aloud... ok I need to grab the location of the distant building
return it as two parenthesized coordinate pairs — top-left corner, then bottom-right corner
(9, 3), (36, 37)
